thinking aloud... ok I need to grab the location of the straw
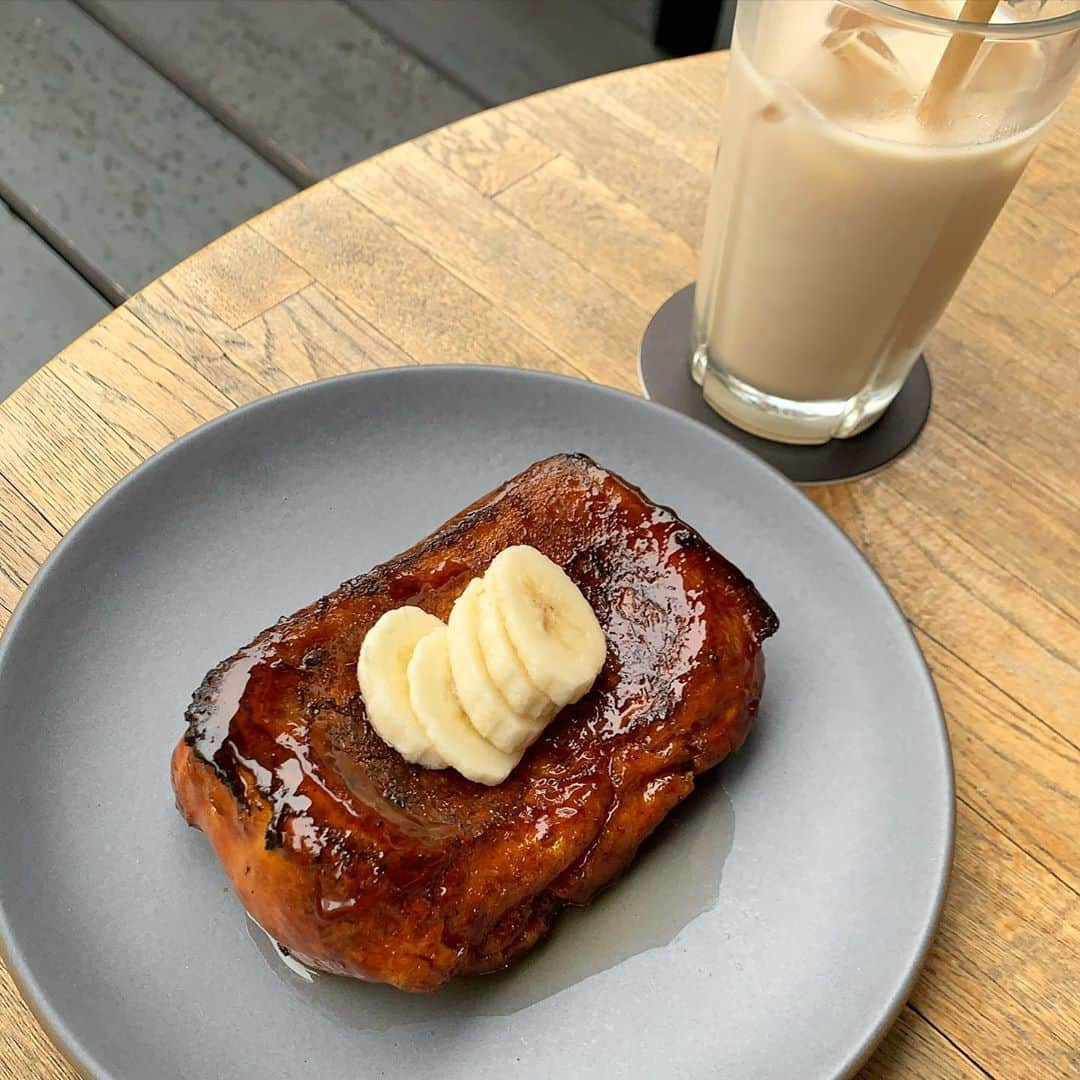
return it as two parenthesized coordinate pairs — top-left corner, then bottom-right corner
(917, 0), (1002, 126)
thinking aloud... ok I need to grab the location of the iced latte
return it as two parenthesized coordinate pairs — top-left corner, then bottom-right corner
(693, 0), (1080, 444)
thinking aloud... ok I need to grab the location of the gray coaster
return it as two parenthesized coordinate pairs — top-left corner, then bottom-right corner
(639, 285), (932, 485)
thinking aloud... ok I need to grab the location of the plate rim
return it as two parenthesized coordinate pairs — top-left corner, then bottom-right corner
(0, 364), (955, 1080)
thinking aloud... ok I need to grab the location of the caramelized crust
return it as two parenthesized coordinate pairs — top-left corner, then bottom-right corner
(173, 454), (778, 990)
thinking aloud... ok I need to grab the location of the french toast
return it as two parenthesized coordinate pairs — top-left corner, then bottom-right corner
(172, 453), (778, 991)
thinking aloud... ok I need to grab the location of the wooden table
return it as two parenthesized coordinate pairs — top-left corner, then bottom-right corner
(0, 51), (1076, 1080)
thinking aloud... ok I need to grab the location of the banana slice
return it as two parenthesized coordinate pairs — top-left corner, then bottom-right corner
(408, 626), (520, 786)
(476, 578), (554, 722)
(485, 545), (606, 707)
(448, 578), (546, 755)
(356, 606), (447, 769)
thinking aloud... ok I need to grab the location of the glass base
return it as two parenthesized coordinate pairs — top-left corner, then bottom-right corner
(693, 348), (904, 446)
(640, 285), (932, 484)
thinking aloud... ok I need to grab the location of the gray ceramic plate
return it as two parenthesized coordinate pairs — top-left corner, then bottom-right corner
(0, 367), (952, 1080)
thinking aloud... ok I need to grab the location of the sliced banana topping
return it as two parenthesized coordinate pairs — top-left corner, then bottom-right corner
(476, 575), (554, 716)
(356, 606), (447, 769)
(408, 627), (521, 786)
(448, 578), (545, 755)
(357, 545), (606, 784)
(485, 546), (607, 707)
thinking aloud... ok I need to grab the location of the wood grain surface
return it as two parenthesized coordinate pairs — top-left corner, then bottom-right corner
(1, 51), (1078, 1080)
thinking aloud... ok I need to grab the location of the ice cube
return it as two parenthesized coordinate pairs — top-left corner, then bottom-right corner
(841, 27), (897, 63)
(799, 26), (914, 118)
(1009, 0), (1053, 15)
(968, 38), (1047, 93)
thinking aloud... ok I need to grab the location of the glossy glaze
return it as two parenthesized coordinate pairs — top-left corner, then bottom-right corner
(173, 454), (777, 991)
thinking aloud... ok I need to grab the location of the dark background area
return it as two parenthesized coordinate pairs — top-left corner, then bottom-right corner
(0, 0), (735, 401)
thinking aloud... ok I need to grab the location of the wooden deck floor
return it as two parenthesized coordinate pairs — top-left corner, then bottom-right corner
(0, 0), (677, 400)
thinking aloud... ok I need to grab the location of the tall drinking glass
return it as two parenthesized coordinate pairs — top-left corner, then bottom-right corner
(692, 0), (1080, 444)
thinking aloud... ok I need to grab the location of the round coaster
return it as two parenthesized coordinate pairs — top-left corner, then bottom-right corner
(639, 285), (932, 486)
